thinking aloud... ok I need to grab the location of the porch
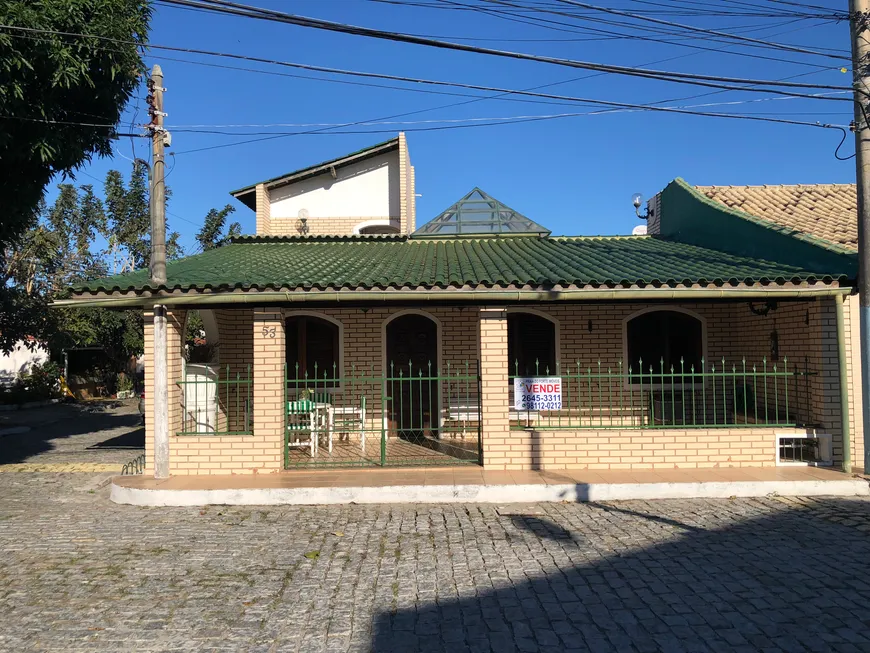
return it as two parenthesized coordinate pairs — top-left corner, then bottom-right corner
(145, 294), (858, 475)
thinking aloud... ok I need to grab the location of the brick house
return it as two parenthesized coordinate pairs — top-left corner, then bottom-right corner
(63, 136), (861, 476)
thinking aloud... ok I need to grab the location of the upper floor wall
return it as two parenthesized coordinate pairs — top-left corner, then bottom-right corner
(232, 133), (416, 237)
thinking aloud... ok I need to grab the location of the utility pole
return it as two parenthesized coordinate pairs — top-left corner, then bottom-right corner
(851, 2), (870, 473)
(147, 64), (170, 479)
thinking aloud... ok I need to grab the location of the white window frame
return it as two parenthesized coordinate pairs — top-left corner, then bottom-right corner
(775, 432), (832, 467)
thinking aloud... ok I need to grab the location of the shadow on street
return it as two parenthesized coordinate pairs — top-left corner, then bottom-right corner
(0, 401), (141, 464)
(372, 498), (870, 652)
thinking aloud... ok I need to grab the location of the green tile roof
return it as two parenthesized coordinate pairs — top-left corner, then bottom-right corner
(71, 234), (851, 295)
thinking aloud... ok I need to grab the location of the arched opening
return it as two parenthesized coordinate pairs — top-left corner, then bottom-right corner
(285, 314), (341, 384)
(184, 309), (220, 364)
(625, 309), (704, 377)
(353, 220), (400, 235)
(359, 224), (399, 235)
(508, 312), (557, 376)
(385, 312), (439, 438)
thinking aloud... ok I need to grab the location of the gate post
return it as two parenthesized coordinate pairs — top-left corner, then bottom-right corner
(253, 308), (285, 472)
(479, 307), (510, 468)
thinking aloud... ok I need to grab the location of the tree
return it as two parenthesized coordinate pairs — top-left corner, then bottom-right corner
(103, 160), (182, 273)
(0, 0), (151, 250)
(1, 183), (106, 353)
(196, 205), (241, 252)
(0, 163), (181, 358)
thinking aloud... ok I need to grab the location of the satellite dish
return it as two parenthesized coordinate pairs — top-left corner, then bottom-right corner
(631, 193), (643, 209)
(632, 225), (648, 236)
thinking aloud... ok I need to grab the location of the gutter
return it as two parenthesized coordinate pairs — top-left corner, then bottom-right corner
(54, 285), (853, 309)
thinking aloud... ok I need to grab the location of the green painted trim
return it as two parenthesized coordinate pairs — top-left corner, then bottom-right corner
(659, 179), (858, 274)
(53, 286), (853, 309)
(175, 432), (254, 436)
(676, 179), (856, 256)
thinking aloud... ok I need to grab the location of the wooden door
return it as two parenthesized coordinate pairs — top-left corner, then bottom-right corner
(386, 314), (438, 439)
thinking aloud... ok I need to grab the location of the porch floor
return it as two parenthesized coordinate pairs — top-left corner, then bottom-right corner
(286, 435), (479, 467)
(112, 466), (869, 505)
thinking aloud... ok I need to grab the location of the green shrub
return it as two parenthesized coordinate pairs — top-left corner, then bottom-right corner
(117, 372), (134, 394)
(0, 362), (61, 404)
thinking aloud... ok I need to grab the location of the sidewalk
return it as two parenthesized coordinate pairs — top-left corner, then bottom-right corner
(112, 465), (870, 506)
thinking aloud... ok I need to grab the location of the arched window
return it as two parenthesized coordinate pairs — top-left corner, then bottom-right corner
(626, 309), (703, 376)
(508, 312), (556, 376)
(286, 315), (340, 381)
(359, 225), (399, 235)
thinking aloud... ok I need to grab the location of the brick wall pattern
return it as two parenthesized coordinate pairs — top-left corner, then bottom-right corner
(143, 299), (861, 474)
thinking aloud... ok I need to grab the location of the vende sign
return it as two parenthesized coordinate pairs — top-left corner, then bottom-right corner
(514, 376), (562, 411)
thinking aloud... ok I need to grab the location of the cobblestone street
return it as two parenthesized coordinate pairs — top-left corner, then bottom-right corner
(1, 468), (870, 652)
(0, 401), (142, 469)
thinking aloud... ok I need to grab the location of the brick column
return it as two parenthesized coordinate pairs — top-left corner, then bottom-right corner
(255, 183), (271, 235)
(846, 294), (865, 471)
(143, 309), (154, 474)
(818, 297), (845, 466)
(479, 307), (510, 468)
(167, 309), (186, 438)
(253, 308), (285, 472)
(143, 307), (186, 476)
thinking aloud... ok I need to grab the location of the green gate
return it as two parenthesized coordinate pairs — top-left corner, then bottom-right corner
(284, 361), (482, 468)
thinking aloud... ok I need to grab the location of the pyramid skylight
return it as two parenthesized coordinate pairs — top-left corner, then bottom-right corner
(412, 188), (550, 237)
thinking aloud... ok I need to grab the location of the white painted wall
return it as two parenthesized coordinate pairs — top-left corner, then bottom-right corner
(270, 152), (400, 220)
(0, 341), (49, 386)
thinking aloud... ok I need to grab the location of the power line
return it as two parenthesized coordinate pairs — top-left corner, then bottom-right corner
(374, 0), (843, 49)
(433, 0), (839, 69)
(164, 91), (850, 131)
(1, 24), (852, 104)
(172, 97), (848, 156)
(150, 0), (855, 94)
(432, 0), (842, 58)
(548, 0), (846, 59)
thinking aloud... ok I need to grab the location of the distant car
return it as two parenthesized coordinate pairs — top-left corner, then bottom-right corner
(138, 392), (145, 423)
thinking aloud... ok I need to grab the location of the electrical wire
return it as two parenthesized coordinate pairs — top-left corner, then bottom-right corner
(437, 0), (838, 70)
(164, 91), (850, 132)
(148, 1), (856, 95)
(374, 0), (842, 47)
(1, 25), (852, 105)
(171, 98), (848, 155)
(832, 126), (856, 160)
(448, 0), (845, 59)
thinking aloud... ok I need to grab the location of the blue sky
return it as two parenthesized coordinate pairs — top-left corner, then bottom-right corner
(67, 0), (854, 251)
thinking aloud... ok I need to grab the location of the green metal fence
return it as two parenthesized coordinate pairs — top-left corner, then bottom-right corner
(509, 357), (815, 430)
(177, 365), (252, 435)
(284, 361), (482, 468)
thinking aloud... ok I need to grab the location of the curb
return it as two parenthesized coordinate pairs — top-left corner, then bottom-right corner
(111, 478), (870, 507)
(0, 398), (62, 412)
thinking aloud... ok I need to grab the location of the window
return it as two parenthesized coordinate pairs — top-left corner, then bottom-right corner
(286, 316), (340, 381)
(359, 225), (399, 235)
(508, 313), (556, 376)
(626, 310), (703, 377)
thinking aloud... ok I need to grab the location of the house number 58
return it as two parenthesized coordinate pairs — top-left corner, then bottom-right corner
(261, 326), (276, 338)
